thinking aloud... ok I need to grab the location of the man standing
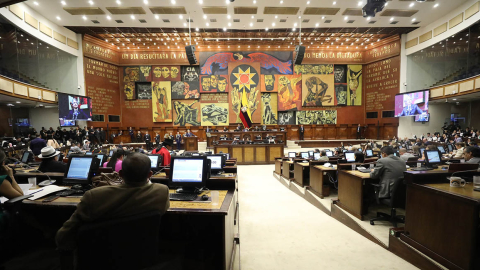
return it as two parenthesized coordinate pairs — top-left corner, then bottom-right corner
(299, 125), (304, 140)
(100, 128), (106, 144)
(136, 130), (143, 143)
(155, 132), (160, 146)
(356, 124), (362, 140)
(185, 129), (194, 137)
(175, 132), (182, 150)
(144, 132), (152, 150)
(29, 134), (47, 156)
(370, 146), (407, 200)
(56, 153), (170, 250)
(129, 127), (135, 143)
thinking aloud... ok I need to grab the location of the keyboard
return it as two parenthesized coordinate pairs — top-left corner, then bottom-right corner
(410, 167), (434, 171)
(56, 189), (85, 197)
(169, 193), (198, 201)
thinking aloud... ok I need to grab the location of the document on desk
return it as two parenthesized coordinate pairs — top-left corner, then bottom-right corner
(27, 185), (68, 200)
(0, 184), (35, 203)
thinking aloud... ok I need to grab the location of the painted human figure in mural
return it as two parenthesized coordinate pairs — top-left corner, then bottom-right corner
(210, 75), (218, 90)
(303, 76), (332, 107)
(153, 83), (170, 121)
(278, 76), (299, 111)
(161, 67), (171, 79)
(348, 67), (362, 105)
(261, 93), (277, 124)
(264, 75), (275, 91)
(201, 77), (211, 91)
(173, 101), (200, 126)
(171, 67), (179, 79)
(217, 77), (227, 92)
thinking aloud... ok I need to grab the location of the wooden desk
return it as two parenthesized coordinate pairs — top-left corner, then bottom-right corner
(293, 162), (310, 187)
(309, 165), (336, 198)
(282, 161), (294, 180)
(275, 159), (283, 175)
(207, 131), (287, 146)
(213, 144), (284, 165)
(401, 177), (480, 270)
(183, 136), (198, 151)
(336, 170), (376, 220)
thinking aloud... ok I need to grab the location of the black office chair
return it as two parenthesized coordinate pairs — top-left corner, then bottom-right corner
(370, 177), (406, 227)
(74, 211), (163, 270)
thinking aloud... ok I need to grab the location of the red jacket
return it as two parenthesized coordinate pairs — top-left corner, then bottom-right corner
(158, 147), (171, 166)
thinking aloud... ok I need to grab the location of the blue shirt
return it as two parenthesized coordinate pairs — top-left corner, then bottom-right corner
(30, 137), (47, 156)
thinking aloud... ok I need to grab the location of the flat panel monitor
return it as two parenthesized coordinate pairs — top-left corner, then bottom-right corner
(425, 150), (442, 167)
(308, 151), (314, 157)
(345, 152), (356, 163)
(394, 90), (429, 117)
(366, 149), (373, 157)
(147, 155), (161, 169)
(59, 118), (76, 127)
(447, 144), (453, 153)
(300, 152), (309, 159)
(342, 149), (348, 153)
(225, 153), (230, 160)
(414, 113), (430, 122)
(21, 151), (32, 163)
(96, 154), (105, 164)
(64, 156), (97, 185)
(58, 93), (92, 121)
(288, 152), (296, 158)
(313, 152), (320, 160)
(86, 152), (93, 155)
(109, 150), (114, 156)
(169, 157), (208, 191)
(437, 146), (446, 154)
(393, 151), (399, 157)
(207, 155), (224, 172)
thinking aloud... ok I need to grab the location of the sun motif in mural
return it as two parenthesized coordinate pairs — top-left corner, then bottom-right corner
(232, 67), (257, 91)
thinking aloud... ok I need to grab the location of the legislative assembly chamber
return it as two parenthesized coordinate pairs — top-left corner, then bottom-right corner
(1, 0), (480, 269)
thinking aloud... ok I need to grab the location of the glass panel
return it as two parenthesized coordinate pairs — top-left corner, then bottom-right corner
(0, 16), (19, 80)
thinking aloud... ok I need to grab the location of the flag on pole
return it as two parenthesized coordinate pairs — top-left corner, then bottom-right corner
(239, 90), (252, 129)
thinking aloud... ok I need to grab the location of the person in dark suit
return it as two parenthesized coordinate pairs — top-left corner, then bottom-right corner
(299, 125), (304, 140)
(356, 124), (362, 140)
(56, 153), (170, 250)
(370, 146), (407, 200)
(29, 135), (47, 156)
(129, 127), (135, 142)
(38, 146), (67, 173)
(397, 95), (423, 116)
(155, 132), (160, 146)
(136, 131), (142, 143)
(175, 132), (182, 150)
(100, 128), (106, 144)
(144, 132), (152, 150)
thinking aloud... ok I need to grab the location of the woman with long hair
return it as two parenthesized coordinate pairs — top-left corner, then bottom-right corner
(103, 149), (125, 172)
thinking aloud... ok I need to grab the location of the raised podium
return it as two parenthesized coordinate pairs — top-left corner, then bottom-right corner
(184, 136), (198, 151)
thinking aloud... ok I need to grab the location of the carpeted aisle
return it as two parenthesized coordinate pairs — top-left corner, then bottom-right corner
(237, 165), (418, 270)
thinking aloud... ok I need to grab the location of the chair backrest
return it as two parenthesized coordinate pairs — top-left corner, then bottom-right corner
(76, 211), (162, 270)
(382, 177), (406, 208)
(98, 167), (114, 174)
(448, 163), (479, 172)
(407, 157), (419, 162)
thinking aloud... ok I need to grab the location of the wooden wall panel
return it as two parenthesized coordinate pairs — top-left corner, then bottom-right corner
(430, 87), (444, 98)
(338, 125), (348, 139)
(326, 126), (336, 139)
(0, 77), (14, 93)
(314, 127), (325, 140)
(256, 147), (266, 162)
(459, 80), (474, 93)
(14, 83), (27, 96)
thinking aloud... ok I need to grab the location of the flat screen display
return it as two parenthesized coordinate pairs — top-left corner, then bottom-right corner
(66, 157), (92, 180)
(447, 144), (453, 152)
(148, 155), (159, 168)
(437, 146), (446, 154)
(96, 154), (104, 162)
(171, 159), (204, 183)
(301, 152), (309, 159)
(59, 118), (76, 127)
(21, 151), (30, 163)
(345, 153), (355, 162)
(414, 113), (430, 122)
(288, 152), (296, 158)
(314, 152), (320, 160)
(326, 151), (333, 157)
(395, 90), (429, 117)
(58, 93), (92, 121)
(420, 148), (425, 156)
(207, 155), (223, 170)
(366, 149), (373, 157)
(425, 150), (441, 164)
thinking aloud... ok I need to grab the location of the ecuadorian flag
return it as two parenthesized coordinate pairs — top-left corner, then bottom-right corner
(239, 90), (252, 129)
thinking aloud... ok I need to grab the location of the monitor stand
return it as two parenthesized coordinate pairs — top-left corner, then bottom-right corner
(176, 187), (203, 194)
(426, 164), (439, 169)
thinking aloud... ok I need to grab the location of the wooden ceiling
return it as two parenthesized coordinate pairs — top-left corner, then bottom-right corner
(67, 26), (416, 50)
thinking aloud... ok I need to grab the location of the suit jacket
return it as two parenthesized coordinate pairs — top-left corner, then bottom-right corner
(30, 138), (47, 156)
(467, 157), (480, 164)
(56, 182), (170, 250)
(38, 159), (67, 173)
(398, 104), (423, 116)
(144, 134), (151, 142)
(370, 155), (406, 199)
(299, 127), (304, 134)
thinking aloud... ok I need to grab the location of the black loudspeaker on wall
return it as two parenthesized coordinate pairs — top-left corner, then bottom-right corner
(185, 45), (197, 65)
(294, 45), (305, 65)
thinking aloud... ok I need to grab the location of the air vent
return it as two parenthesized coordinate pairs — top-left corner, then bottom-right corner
(264, 7), (299, 15)
(233, 19), (240, 22)
(412, 21), (420, 25)
(163, 19), (170, 23)
(139, 19), (147, 23)
(303, 7), (340, 15)
(234, 7), (257, 14)
(324, 20), (332, 23)
(390, 21), (399, 24)
(302, 19), (310, 23)
(186, 18), (193, 22)
(92, 115), (105, 122)
(280, 19), (287, 22)
(257, 19), (264, 22)
(115, 20), (123, 23)
(366, 112), (378, 119)
(63, 7), (105, 15)
(347, 20), (355, 23)
(342, 8), (363, 16)
(108, 115), (121, 122)
(380, 9), (418, 17)
(91, 20), (100, 24)
(106, 7), (146, 14)
(210, 18), (217, 22)
(382, 111), (395, 118)
(368, 20), (376, 24)
(202, 6), (227, 14)
(149, 6), (187, 14)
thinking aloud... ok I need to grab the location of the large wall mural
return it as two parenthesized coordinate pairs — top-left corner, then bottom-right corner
(261, 93), (278, 125)
(297, 110), (337, 125)
(347, 65), (363, 106)
(228, 62), (261, 124)
(152, 81), (172, 122)
(277, 75), (302, 111)
(200, 51), (293, 75)
(172, 99), (201, 126)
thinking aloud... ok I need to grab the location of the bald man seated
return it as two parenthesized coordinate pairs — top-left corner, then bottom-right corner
(56, 153), (170, 250)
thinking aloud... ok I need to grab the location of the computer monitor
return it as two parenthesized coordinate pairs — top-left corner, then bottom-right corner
(366, 149), (373, 157)
(86, 152), (93, 156)
(207, 155), (224, 174)
(326, 151), (333, 157)
(21, 151), (32, 163)
(393, 151), (399, 157)
(419, 148), (425, 156)
(63, 156), (99, 185)
(313, 152), (320, 161)
(447, 144), (453, 153)
(300, 152), (309, 159)
(345, 152), (356, 163)
(109, 150), (114, 156)
(169, 157), (208, 193)
(308, 151), (314, 157)
(288, 152), (296, 158)
(425, 150), (442, 167)
(342, 149), (348, 153)
(96, 154), (106, 165)
(147, 154), (162, 169)
(437, 146), (446, 154)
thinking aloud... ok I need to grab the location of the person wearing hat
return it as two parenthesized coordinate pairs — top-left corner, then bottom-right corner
(38, 146), (67, 173)
(152, 138), (173, 166)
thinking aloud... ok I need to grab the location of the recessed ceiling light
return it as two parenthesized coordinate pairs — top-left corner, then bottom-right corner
(265, 27), (269, 31)
(155, 15), (159, 19)
(195, 27), (199, 31)
(358, 1), (363, 7)
(223, 27), (227, 31)
(333, 1), (336, 5)
(206, 22), (209, 26)
(251, 15), (254, 19)
(250, 22), (253, 26)
(171, 0), (176, 4)
(344, 16), (348, 20)
(390, 17), (394, 21)
(315, 23), (319, 27)
(203, 14), (207, 19)
(143, 0), (148, 4)
(367, 17), (371, 21)
(199, 0), (203, 3)
(412, 18), (416, 22)
(307, 1), (310, 4)
(275, 15), (278, 19)
(294, 22), (297, 27)
(116, 0), (121, 4)
(179, 15), (183, 19)
(131, 15), (135, 19)
(280, 0), (283, 3)
(272, 23), (275, 26)
(384, 2), (388, 6)
(409, 3), (414, 8)
(434, 3), (439, 8)
(107, 15), (111, 20)
(56, 16), (61, 20)
(183, 23), (187, 26)
(88, 1), (94, 5)
(225, 0), (229, 4)
(292, 28), (296, 31)
(61, 1), (66, 5)
(228, 22), (231, 26)
(33, 1), (39, 5)
(227, 14), (231, 19)
(82, 15), (87, 20)
(322, 16), (325, 19)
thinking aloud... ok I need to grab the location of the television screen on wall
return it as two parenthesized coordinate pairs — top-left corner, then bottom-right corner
(58, 93), (92, 121)
(394, 90), (429, 117)
(414, 113), (430, 122)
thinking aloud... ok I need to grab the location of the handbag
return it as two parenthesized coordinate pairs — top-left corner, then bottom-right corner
(91, 172), (124, 187)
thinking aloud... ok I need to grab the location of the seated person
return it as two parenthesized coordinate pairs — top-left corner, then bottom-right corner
(318, 151), (329, 161)
(223, 127), (228, 132)
(464, 146), (480, 164)
(46, 135), (60, 149)
(82, 141), (91, 151)
(56, 153), (170, 250)
(245, 137), (252, 144)
(38, 146), (67, 173)
(70, 143), (82, 153)
(232, 137), (239, 145)
(314, 149), (320, 153)
(370, 146), (407, 200)
(267, 135), (275, 144)
(103, 149), (124, 172)
(453, 142), (465, 158)
(234, 124), (242, 132)
(0, 149), (24, 199)
(399, 148), (414, 161)
(255, 135), (262, 140)
(354, 152), (365, 163)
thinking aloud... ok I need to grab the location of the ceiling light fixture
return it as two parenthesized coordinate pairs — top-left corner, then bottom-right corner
(250, 22), (253, 26)
(199, 0), (203, 3)
(56, 16), (61, 20)
(206, 22), (209, 26)
(409, 3), (414, 8)
(280, 0), (283, 4)
(61, 1), (66, 5)
(179, 15), (183, 19)
(144, 0), (148, 4)
(88, 0), (94, 5)
(33, 1), (39, 5)
(253, 0), (256, 3)
(82, 15), (87, 20)
(292, 28), (296, 31)
(358, 1), (363, 7)
(155, 15), (159, 19)
(116, 0), (121, 4)
(130, 15), (135, 19)
(195, 27), (199, 31)
(203, 14), (207, 19)
(107, 15), (111, 20)
(333, 1), (336, 5)
(434, 3), (439, 8)
(227, 15), (231, 19)
(223, 27), (227, 31)
(265, 27), (269, 31)
(390, 17), (394, 21)
(272, 23), (275, 26)
(344, 16), (348, 20)
(412, 18), (416, 22)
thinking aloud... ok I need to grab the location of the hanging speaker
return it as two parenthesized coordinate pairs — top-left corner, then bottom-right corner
(185, 45), (197, 65)
(294, 45), (305, 65)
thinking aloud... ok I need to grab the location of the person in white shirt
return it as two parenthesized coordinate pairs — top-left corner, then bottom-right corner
(464, 146), (480, 164)
(453, 142), (465, 158)
(399, 148), (415, 161)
